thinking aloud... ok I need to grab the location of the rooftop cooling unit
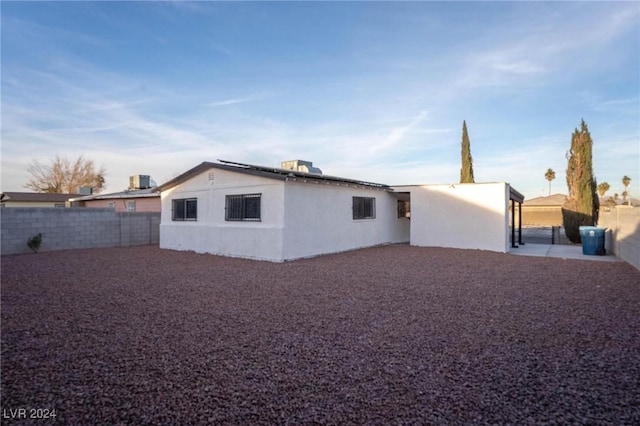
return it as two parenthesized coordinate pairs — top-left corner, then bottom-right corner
(77, 186), (93, 195)
(280, 160), (322, 175)
(129, 175), (151, 190)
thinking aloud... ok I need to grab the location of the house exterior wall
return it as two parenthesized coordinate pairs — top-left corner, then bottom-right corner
(159, 168), (411, 262)
(159, 168), (286, 261)
(281, 181), (409, 260)
(83, 197), (160, 212)
(404, 182), (510, 253)
(158, 164), (515, 260)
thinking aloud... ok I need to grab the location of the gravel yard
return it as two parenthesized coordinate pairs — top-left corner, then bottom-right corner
(2, 245), (639, 425)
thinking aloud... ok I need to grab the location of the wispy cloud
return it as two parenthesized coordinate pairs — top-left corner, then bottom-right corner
(1, 2), (637, 198)
(369, 110), (429, 154)
(207, 98), (254, 107)
(581, 92), (640, 115)
(453, 3), (639, 91)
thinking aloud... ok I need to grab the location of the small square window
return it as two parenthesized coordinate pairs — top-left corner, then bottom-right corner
(353, 196), (375, 220)
(172, 198), (197, 221)
(127, 201), (136, 212)
(226, 194), (261, 221)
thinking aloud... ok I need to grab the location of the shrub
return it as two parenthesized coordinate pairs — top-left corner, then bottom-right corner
(27, 233), (42, 253)
(561, 207), (592, 244)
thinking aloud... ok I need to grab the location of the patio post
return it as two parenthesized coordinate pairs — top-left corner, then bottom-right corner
(511, 199), (517, 248)
(518, 201), (524, 245)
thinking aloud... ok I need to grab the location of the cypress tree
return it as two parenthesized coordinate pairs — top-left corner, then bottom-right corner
(562, 119), (599, 243)
(460, 120), (475, 183)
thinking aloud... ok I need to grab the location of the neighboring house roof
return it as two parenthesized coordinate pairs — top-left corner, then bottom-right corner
(0, 192), (82, 203)
(523, 194), (567, 206)
(68, 187), (159, 202)
(154, 160), (392, 193)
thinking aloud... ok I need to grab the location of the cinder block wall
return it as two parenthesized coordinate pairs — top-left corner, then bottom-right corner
(598, 206), (640, 271)
(1, 208), (160, 255)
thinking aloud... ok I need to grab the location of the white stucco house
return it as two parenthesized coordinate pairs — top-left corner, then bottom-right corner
(154, 160), (524, 262)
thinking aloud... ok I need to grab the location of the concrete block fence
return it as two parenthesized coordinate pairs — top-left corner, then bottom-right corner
(598, 206), (640, 271)
(1, 208), (160, 255)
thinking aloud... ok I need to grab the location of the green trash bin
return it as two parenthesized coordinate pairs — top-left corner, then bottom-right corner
(579, 226), (606, 255)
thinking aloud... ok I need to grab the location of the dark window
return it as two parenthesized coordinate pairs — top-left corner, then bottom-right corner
(226, 194), (261, 221)
(397, 200), (410, 218)
(172, 198), (197, 221)
(353, 196), (375, 220)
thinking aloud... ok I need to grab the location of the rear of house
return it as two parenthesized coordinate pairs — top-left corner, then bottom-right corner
(156, 160), (522, 262)
(156, 161), (409, 262)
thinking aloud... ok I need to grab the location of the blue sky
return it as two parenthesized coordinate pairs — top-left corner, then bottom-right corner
(2, 1), (638, 200)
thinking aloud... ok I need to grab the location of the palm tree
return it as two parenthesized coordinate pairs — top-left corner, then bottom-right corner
(597, 182), (610, 197)
(544, 168), (556, 196)
(622, 175), (631, 205)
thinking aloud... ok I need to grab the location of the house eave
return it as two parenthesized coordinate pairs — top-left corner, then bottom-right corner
(69, 192), (160, 202)
(154, 160), (392, 193)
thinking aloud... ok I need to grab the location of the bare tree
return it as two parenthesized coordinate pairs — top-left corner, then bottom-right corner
(25, 155), (106, 194)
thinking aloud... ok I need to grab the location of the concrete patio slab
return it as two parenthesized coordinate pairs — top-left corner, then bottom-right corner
(509, 243), (621, 262)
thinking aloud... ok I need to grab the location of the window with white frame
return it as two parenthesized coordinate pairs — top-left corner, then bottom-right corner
(127, 201), (136, 212)
(172, 198), (197, 221)
(225, 194), (261, 221)
(353, 196), (375, 220)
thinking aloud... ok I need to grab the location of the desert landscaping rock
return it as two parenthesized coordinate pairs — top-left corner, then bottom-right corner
(2, 245), (639, 424)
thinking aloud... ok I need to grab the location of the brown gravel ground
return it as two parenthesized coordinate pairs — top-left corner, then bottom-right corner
(2, 245), (640, 425)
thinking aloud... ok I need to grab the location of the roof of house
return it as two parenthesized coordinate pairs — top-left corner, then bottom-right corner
(154, 160), (392, 193)
(523, 193), (567, 206)
(68, 187), (159, 202)
(0, 192), (82, 203)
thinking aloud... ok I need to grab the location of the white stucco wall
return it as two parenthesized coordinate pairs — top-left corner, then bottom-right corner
(402, 182), (510, 253)
(160, 166), (511, 260)
(160, 168), (286, 261)
(281, 181), (409, 260)
(159, 167), (411, 262)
